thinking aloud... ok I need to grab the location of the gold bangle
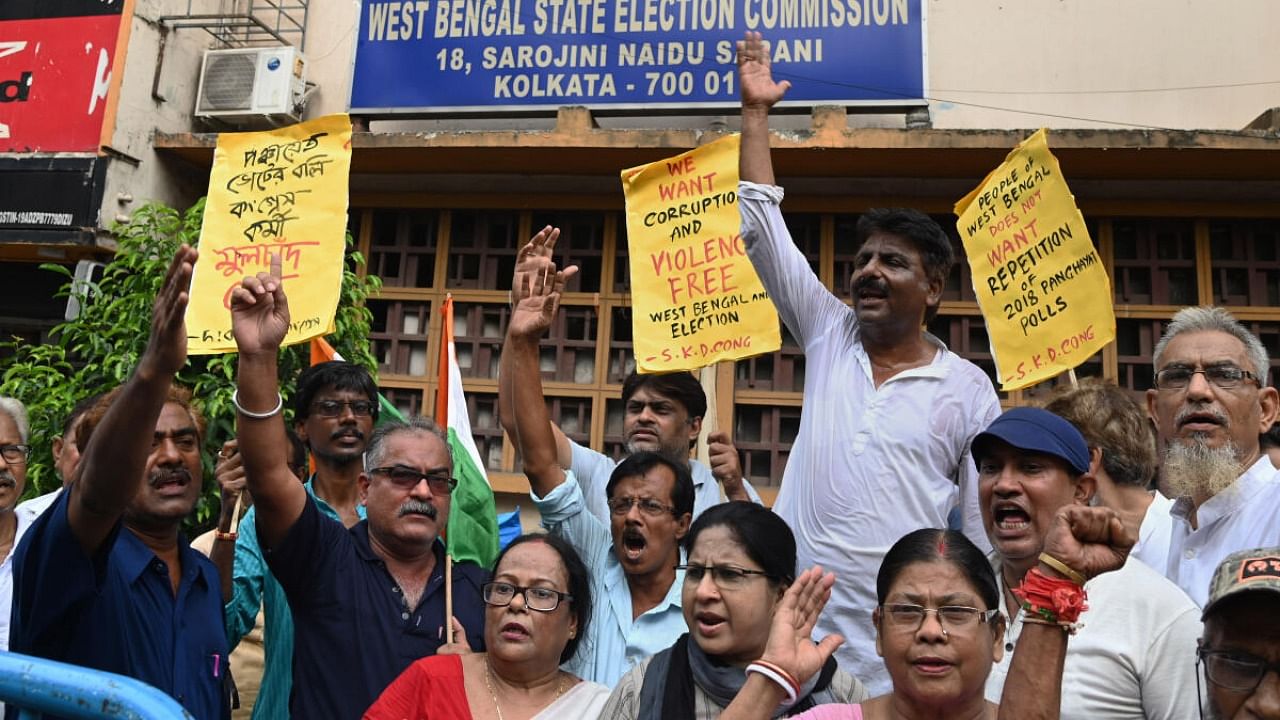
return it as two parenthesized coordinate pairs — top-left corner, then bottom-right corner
(1039, 552), (1087, 586)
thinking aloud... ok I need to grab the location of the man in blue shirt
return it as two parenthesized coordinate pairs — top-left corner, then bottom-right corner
(499, 247), (696, 686)
(209, 360), (379, 719)
(228, 255), (487, 718)
(10, 245), (229, 720)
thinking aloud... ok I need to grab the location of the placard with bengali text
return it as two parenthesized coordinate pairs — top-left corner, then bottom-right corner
(954, 129), (1115, 391)
(621, 134), (780, 373)
(186, 114), (352, 355)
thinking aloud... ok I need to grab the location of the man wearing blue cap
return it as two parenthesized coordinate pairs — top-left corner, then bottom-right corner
(974, 406), (1202, 719)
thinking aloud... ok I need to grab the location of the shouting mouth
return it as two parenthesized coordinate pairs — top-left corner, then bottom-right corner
(992, 504), (1031, 534)
(620, 528), (647, 562)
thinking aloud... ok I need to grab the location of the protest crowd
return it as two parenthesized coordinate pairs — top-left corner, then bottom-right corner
(1, 31), (1279, 720)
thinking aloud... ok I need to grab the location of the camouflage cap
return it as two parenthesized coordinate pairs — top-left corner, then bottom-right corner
(1202, 546), (1280, 620)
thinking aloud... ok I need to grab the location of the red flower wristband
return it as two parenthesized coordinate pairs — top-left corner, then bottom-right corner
(1012, 567), (1088, 631)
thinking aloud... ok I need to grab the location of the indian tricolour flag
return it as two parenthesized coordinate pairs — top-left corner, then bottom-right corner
(435, 295), (500, 569)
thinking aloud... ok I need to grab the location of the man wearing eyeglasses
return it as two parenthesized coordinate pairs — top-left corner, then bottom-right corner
(1146, 306), (1280, 607)
(500, 249), (698, 687)
(0, 397), (31, 655)
(228, 255), (488, 719)
(215, 360), (380, 720)
(973, 406), (1202, 719)
(1197, 546), (1280, 720)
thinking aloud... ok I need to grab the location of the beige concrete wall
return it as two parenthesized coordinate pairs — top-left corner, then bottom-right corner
(926, 0), (1280, 131)
(100, 0), (226, 233)
(303, 0), (1280, 132)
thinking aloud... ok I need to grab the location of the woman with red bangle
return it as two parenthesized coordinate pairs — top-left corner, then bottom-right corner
(722, 504), (1131, 720)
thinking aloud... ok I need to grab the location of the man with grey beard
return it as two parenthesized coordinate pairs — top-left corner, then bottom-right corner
(0, 396), (31, 654)
(1146, 306), (1280, 606)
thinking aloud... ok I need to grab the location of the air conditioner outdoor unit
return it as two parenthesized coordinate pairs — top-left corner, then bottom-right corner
(195, 46), (307, 125)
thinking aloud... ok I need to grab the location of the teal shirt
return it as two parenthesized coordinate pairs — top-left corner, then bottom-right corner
(226, 479), (366, 720)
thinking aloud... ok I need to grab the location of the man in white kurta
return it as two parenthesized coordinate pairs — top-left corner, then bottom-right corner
(1145, 306), (1280, 606)
(737, 32), (1000, 693)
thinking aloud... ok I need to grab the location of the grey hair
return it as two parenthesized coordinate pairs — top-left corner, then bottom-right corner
(363, 415), (454, 472)
(0, 397), (30, 443)
(1153, 306), (1271, 385)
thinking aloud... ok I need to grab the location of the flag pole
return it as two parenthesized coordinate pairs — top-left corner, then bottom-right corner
(445, 553), (454, 643)
(439, 293), (455, 643)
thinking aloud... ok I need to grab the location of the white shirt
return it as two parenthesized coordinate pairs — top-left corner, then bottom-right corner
(568, 439), (762, 524)
(1130, 490), (1174, 573)
(1166, 456), (1280, 606)
(986, 556), (1203, 719)
(0, 506), (37, 652)
(14, 488), (62, 527)
(740, 181), (1002, 694)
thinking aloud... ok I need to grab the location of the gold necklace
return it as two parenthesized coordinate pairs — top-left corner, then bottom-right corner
(484, 658), (568, 720)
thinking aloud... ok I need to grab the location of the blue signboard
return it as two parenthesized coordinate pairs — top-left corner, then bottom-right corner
(349, 0), (925, 114)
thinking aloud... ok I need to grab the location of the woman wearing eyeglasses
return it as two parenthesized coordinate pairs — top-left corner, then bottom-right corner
(364, 533), (609, 719)
(600, 501), (869, 718)
(722, 506), (1135, 720)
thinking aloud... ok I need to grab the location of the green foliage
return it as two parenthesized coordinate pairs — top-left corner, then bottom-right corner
(0, 200), (381, 530)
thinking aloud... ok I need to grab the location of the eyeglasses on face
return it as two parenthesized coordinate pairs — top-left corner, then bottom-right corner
(1155, 365), (1260, 391)
(311, 399), (378, 417)
(607, 496), (677, 517)
(1198, 647), (1280, 693)
(879, 603), (1001, 633)
(0, 444), (30, 464)
(677, 564), (775, 589)
(368, 465), (457, 493)
(482, 581), (572, 612)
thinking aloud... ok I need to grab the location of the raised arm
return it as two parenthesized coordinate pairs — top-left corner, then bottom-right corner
(498, 227), (578, 497)
(720, 567), (843, 720)
(998, 505), (1134, 720)
(229, 253), (307, 548)
(209, 440), (244, 601)
(738, 31), (790, 186)
(67, 246), (197, 555)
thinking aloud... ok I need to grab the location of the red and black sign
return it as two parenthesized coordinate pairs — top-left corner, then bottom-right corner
(0, 0), (126, 152)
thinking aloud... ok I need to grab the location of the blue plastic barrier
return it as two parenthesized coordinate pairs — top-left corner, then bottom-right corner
(0, 652), (192, 719)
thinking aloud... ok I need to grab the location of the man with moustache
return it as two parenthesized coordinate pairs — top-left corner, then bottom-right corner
(501, 226), (761, 522)
(1146, 306), (1280, 606)
(737, 32), (1001, 692)
(229, 254), (487, 718)
(10, 246), (230, 719)
(1197, 546), (1280, 720)
(501, 251), (695, 687)
(974, 406), (1201, 719)
(217, 361), (380, 719)
(0, 397), (31, 653)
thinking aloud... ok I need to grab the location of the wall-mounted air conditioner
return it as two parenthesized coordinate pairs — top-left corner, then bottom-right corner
(195, 46), (307, 126)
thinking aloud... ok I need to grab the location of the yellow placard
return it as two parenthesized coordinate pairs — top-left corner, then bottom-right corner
(621, 135), (780, 373)
(186, 114), (352, 354)
(954, 129), (1115, 391)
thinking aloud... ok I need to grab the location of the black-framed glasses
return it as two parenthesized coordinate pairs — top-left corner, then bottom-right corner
(368, 465), (457, 494)
(607, 496), (677, 517)
(1197, 647), (1280, 693)
(482, 581), (572, 612)
(312, 399), (378, 418)
(677, 564), (775, 589)
(1155, 365), (1260, 391)
(0, 444), (30, 464)
(879, 603), (1002, 633)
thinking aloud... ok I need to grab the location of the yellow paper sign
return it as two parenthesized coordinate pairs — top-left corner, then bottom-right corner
(186, 114), (352, 354)
(621, 135), (780, 373)
(954, 129), (1115, 391)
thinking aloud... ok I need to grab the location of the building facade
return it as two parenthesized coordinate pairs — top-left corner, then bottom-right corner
(3, 0), (1279, 502)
